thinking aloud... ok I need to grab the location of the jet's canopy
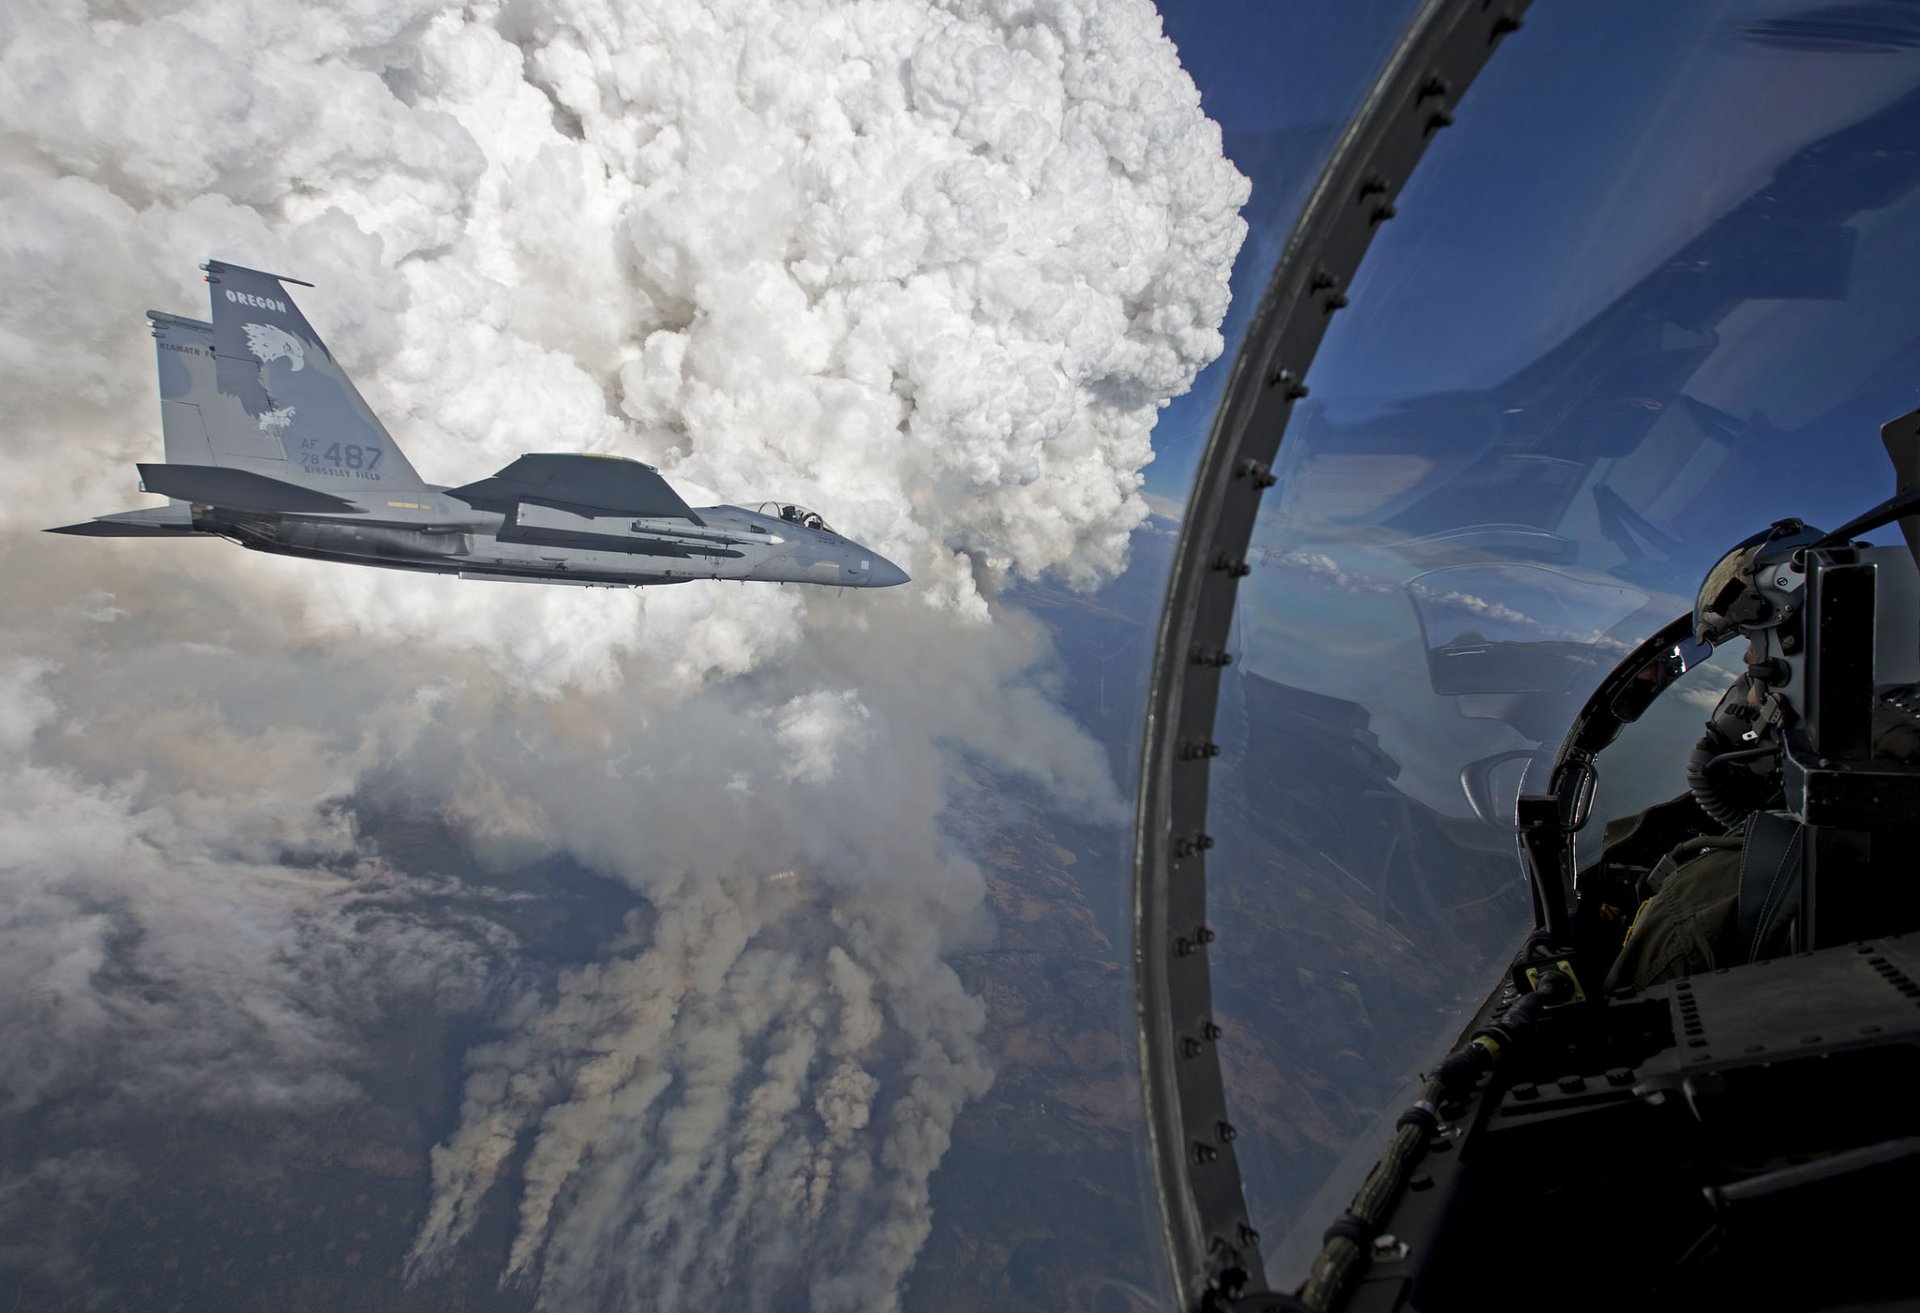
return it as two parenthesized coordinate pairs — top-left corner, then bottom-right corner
(758, 502), (832, 533)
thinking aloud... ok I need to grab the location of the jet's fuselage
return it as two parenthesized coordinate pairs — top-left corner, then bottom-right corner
(200, 497), (906, 588)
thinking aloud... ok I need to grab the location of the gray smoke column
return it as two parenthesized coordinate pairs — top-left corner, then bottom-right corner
(0, 0), (1245, 1307)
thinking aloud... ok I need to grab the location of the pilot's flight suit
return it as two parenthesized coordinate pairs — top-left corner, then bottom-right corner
(1600, 834), (1745, 991)
(1591, 703), (1920, 990)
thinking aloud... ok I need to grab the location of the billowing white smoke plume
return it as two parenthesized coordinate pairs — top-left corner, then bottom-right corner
(0, 0), (1244, 1306)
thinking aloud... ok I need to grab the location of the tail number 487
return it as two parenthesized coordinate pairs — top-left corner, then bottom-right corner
(309, 443), (383, 472)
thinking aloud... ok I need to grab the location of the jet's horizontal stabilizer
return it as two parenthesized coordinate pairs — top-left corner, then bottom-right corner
(47, 504), (200, 536)
(446, 453), (700, 523)
(136, 463), (362, 514)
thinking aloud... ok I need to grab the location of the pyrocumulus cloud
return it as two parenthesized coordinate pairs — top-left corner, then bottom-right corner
(0, 0), (1244, 1306)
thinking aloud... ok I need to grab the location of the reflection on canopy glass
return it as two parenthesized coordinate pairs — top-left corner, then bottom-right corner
(1408, 564), (1647, 695)
(1197, 0), (1920, 1283)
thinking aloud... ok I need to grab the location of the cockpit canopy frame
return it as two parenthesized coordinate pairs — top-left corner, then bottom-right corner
(1126, 3), (1535, 1310)
(755, 501), (833, 533)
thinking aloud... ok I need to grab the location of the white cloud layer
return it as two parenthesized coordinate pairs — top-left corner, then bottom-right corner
(0, 0), (1244, 1306)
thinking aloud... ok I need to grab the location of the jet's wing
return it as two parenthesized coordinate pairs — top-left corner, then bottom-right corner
(445, 453), (700, 523)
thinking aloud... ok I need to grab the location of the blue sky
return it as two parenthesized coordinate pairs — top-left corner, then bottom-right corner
(1151, 1), (1920, 512)
(1148, 0), (1425, 499)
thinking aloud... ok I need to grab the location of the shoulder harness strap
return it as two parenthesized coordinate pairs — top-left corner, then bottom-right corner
(1736, 810), (1806, 962)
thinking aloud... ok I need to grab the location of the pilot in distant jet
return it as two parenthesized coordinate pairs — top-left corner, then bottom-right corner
(51, 259), (911, 592)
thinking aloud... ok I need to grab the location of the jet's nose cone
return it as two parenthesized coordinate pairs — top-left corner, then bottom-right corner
(868, 554), (910, 588)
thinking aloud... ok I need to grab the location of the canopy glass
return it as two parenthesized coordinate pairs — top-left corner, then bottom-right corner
(1189, 0), (1920, 1286)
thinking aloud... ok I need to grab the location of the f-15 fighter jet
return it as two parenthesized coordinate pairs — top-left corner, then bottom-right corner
(51, 260), (910, 590)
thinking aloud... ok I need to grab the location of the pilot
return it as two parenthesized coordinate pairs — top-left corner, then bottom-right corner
(1588, 523), (1920, 990)
(1591, 676), (1767, 992)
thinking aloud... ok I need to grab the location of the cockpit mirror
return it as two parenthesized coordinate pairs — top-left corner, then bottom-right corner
(1459, 748), (1540, 830)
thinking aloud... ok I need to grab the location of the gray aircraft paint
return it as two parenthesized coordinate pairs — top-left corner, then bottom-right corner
(52, 260), (910, 591)
(206, 261), (431, 491)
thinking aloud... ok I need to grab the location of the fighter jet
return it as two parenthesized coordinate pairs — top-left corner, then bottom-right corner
(50, 260), (910, 590)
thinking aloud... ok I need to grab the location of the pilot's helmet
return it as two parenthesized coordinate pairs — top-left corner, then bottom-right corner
(1692, 519), (1823, 644)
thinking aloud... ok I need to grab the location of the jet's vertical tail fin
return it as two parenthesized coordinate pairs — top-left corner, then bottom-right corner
(193, 259), (429, 494)
(149, 311), (221, 472)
